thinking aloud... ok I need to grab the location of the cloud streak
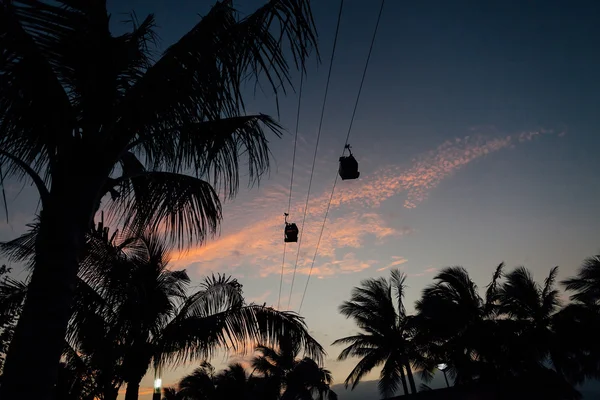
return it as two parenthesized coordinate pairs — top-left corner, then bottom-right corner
(377, 256), (409, 272)
(172, 130), (551, 279)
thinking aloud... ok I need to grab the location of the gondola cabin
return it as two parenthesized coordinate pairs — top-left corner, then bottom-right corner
(338, 154), (360, 180)
(284, 222), (299, 243)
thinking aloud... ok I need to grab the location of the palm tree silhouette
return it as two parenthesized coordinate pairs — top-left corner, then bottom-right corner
(562, 255), (600, 305)
(554, 255), (600, 383)
(83, 232), (323, 400)
(496, 266), (561, 375)
(332, 270), (419, 398)
(0, 1), (317, 398)
(414, 265), (504, 384)
(252, 336), (337, 400)
(0, 225), (324, 400)
(176, 362), (217, 400)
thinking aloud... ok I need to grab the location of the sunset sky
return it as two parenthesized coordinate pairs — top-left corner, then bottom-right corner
(1, 0), (600, 398)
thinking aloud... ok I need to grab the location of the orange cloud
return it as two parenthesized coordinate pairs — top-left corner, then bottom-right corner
(171, 130), (551, 279)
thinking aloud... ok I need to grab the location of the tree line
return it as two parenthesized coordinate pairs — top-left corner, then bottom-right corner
(0, 221), (324, 400)
(1, 221), (598, 400)
(333, 258), (600, 399)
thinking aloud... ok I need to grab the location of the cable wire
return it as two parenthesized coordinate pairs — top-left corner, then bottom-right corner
(286, 0), (345, 310)
(299, 0), (386, 314)
(277, 69), (304, 310)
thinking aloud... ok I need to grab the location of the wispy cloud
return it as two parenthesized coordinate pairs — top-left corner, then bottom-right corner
(377, 256), (409, 272)
(172, 130), (551, 278)
(409, 267), (438, 277)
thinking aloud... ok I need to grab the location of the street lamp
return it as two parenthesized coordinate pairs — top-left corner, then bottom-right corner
(437, 363), (450, 388)
(153, 378), (162, 400)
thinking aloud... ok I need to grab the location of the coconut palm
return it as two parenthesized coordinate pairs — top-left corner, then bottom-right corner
(332, 270), (418, 398)
(78, 232), (323, 400)
(496, 266), (561, 374)
(0, 224), (324, 400)
(176, 362), (218, 400)
(0, 0), (317, 397)
(414, 264), (504, 384)
(554, 255), (600, 383)
(562, 255), (600, 306)
(213, 363), (254, 400)
(252, 336), (337, 400)
(163, 362), (276, 400)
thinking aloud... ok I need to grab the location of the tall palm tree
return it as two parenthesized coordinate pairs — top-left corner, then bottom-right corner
(496, 266), (561, 375)
(252, 336), (337, 400)
(414, 264), (504, 384)
(332, 270), (418, 398)
(0, 225), (324, 400)
(0, 1), (317, 398)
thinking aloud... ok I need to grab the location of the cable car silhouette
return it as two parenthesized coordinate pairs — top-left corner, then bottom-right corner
(284, 213), (298, 243)
(338, 144), (360, 180)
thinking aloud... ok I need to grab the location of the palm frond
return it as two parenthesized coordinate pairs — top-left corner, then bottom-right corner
(390, 269), (407, 317)
(162, 387), (179, 400)
(343, 349), (387, 390)
(0, 276), (27, 317)
(155, 305), (323, 369)
(484, 262), (504, 315)
(176, 274), (244, 319)
(562, 255), (600, 305)
(378, 356), (402, 398)
(499, 266), (540, 321)
(178, 363), (216, 400)
(115, 0), (316, 153)
(0, 218), (38, 264)
(109, 170), (222, 247)
(128, 114), (283, 198)
(0, 0), (74, 173)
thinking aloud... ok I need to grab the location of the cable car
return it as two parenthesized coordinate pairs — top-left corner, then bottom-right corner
(338, 144), (360, 180)
(284, 213), (298, 243)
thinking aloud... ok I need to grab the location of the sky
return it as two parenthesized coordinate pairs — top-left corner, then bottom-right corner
(2, 0), (600, 398)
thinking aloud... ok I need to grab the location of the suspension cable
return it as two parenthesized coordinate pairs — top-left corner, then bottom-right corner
(286, 0), (345, 310)
(277, 69), (304, 310)
(299, 0), (386, 314)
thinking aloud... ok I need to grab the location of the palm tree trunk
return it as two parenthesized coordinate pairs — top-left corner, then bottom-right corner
(125, 379), (142, 400)
(399, 363), (409, 396)
(404, 361), (417, 394)
(0, 182), (96, 400)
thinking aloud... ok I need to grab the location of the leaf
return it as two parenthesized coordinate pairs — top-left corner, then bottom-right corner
(109, 170), (222, 248)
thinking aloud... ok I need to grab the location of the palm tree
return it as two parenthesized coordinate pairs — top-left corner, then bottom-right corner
(176, 362), (217, 400)
(562, 255), (600, 305)
(554, 255), (600, 383)
(214, 363), (253, 400)
(164, 361), (275, 400)
(252, 336), (337, 400)
(496, 266), (561, 375)
(0, 1), (317, 398)
(332, 270), (418, 398)
(0, 224), (324, 400)
(414, 264), (504, 385)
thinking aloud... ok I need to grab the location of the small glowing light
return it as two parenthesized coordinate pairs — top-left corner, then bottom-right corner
(437, 363), (447, 371)
(154, 378), (162, 389)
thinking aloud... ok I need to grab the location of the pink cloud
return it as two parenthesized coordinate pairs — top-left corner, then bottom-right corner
(171, 130), (551, 279)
